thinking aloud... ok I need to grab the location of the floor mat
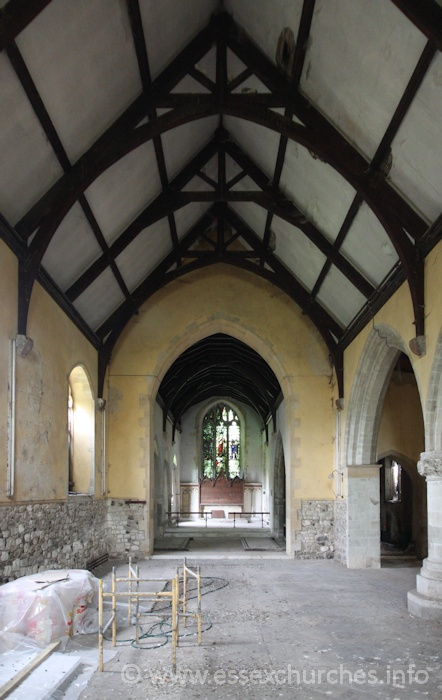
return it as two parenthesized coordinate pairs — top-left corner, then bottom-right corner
(241, 537), (284, 551)
(154, 537), (190, 551)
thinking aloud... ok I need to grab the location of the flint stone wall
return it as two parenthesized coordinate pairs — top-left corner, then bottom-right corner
(0, 498), (147, 583)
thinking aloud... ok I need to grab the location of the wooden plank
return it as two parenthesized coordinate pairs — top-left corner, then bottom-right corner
(0, 640), (60, 699)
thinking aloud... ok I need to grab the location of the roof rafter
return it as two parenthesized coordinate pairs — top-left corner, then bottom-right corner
(126, 0), (181, 266)
(0, 0), (52, 52)
(390, 0), (442, 52)
(261, 0), (316, 263)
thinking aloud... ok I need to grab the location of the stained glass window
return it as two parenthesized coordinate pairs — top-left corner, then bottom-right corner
(202, 403), (240, 478)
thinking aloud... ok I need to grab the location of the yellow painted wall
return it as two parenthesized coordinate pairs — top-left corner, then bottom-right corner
(0, 239), (99, 502)
(377, 379), (425, 464)
(108, 264), (336, 501)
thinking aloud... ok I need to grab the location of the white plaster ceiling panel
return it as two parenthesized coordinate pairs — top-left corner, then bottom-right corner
(182, 175), (214, 192)
(225, 0), (303, 68)
(316, 267), (367, 328)
(300, 0), (428, 159)
(227, 49), (248, 85)
(15, 0), (141, 163)
(225, 154), (243, 185)
(0, 53), (63, 225)
(161, 117), (219, 178)
(84, 141), (162, 247)
(195, 46), (217, 85)
(280, 140), (356, 242)
(229, 174), (260, 194)
(73, 268), (126, 332)
(182, 155), (217, 192)
(389, 53), (442, 223)
(115, 218), (173, 292)
(174, 203), (211, 239)
(171, 75), (211, 94)
(272, 216), (326, 292)
(140, 0), (219, 80)
(339, 203), (399, 287)
(41, 203), (102, 290)
(224, 116), (280, 180)
(231, 74), (271, 95)
(229, 202), (267, 240)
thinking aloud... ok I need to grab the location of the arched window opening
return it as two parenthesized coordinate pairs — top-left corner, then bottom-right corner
(68, 366), (95, 494)
(202, 403), (241, 479)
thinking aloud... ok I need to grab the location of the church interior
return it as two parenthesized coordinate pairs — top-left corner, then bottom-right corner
(0, 0), (441, 663)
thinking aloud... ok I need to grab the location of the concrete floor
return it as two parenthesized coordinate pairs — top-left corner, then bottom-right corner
(70, 542), (441, 700)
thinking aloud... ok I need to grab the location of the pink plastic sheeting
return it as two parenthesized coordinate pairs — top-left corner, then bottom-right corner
(0, 570), (99, 650)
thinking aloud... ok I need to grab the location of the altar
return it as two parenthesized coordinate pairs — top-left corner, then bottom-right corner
(199, 473), (244, 518)
(180, 475), (262, 519)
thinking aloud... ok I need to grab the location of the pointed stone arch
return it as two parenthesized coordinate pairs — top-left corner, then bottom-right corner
(345, 325), (410, 466)
(343, 325), (415, 568)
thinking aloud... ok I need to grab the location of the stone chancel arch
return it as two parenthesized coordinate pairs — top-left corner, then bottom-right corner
(108, 265), (337, 556)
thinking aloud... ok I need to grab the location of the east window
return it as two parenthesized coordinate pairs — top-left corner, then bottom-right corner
(202, 403), (241, 479)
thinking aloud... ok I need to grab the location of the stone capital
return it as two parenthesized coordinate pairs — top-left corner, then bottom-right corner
(417, 451), (442, 479)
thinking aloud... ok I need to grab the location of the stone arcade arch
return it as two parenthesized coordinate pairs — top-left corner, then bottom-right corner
(343, 325), (419, 568)
(146, 318), (298, 556)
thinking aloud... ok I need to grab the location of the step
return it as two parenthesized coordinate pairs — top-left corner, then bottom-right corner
(0, 651), (81, 700)
(162, 527), (273, 539)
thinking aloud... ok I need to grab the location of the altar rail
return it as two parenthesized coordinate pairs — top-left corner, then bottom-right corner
(167, 511), (270, 528)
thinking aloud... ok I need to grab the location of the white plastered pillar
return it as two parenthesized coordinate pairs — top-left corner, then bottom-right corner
(284, 396), (301, 558)
(346, 465), (381, 568)
(408, 451), (442, 619)
(143, 377), (159, 557)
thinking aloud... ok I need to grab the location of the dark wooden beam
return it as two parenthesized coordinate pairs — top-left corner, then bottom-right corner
(310, 196), (364, 300)
(225, 141), (375, 298)
(0, 0), (52, 52)
(7, 39), (134, 309)
(370, 40), (436, 175)
(226, 19), (428, 241)
(37, 269), (101, 349)
(20, 97), (422, 283)
(222, 206), (345, 341)
(290, 0), (317, 90)
(126, 0), (181, 266)
(0, 212), (25, 256)
(65, 138), (219, 301)
(96, 209), (218, 339)
(95, 201), (347, 395)
(15, 16), (219, 237)
(16, 93), (419, 339)
(308, 39), (434, 305)
(6, 41), (70, 171)
(390, 0), (442, 52)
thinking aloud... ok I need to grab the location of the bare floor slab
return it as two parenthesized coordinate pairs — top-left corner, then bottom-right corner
(72, 557), (442, 699)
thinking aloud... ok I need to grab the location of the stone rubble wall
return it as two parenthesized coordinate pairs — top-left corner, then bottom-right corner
(294, 500), (334, 559)
(106, 500), (147, 557)
(0, 498), (147, 583)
